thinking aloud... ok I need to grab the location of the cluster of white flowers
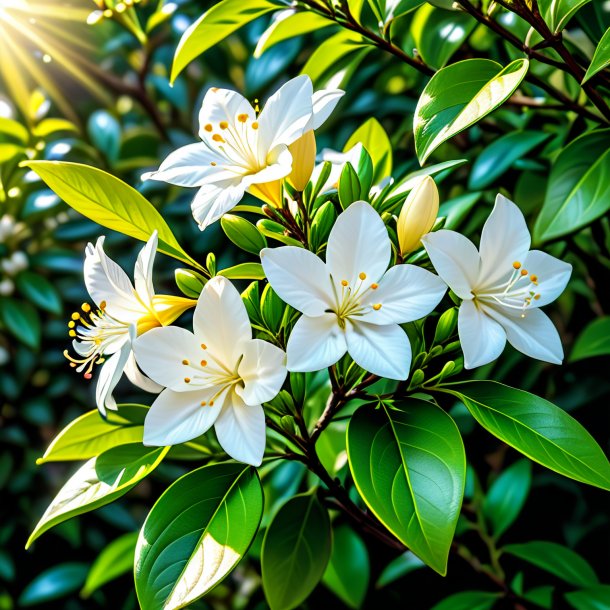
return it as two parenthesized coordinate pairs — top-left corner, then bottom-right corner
(68, 76), (571, 467)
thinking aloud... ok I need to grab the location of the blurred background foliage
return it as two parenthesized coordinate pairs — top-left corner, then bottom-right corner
(1, 0), (609, 608)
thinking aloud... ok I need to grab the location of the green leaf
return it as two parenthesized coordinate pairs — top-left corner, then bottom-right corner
(262, 493), (331, 610)
(221, 214), (267, 255)
(570, 317), (610, 361)
(483, 460), (531, 538)
(346, 399), (466, 575)
(32, 118), (78, 138)
(135, 463), (263, 610)
(217, 262), (266, 280)
(441, 381), (610, 490)
(411, 5), (476, 69)
(24, 161), (203, 271)
(344, 118), (393, 184)
(430, 591), (500, 610)
(0, 297), (41, 349)
(414, 58), (529, 164)
(583, 27), (610, 83)
(322, 525), (369, 609)
(88, 110), (121, 163)
(533, 130), (610, 243)
(538, 0), (591, 32)
(26, 443), (168, 548)
(82, 532), (138, 597)
(338, 162), (362, 208)
(566, 586), (610, 610)
(0, 143), (24, 163)
(376, 552), (425, 588)
(171, 0), (279, 82)
(19, 563), (88, 607)
(15, 271), (62, 314)
(37, 405), (147, 464)
(503, 541), (598, 587)
(175, 268), (207, 298)
(0, 117), (29, 144)
(468, 131), (549, 190)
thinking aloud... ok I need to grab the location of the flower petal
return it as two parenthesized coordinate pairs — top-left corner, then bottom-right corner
(422, 230), (480, 300)
(237, 339), (287, 405)
(143, 388), (223, 447)
(345, 321), (411, 380)
(360, 264), (446, 325)
(193, 276), (251, 364)
(478, 194), (531, 288)
(134, 231), (157, 307)
(124, 351), (163, 393)
(95, 343), (131, 415)
(311, 89), (344, 129)
(260, 246), (333, 316)
(241, 144), (293, 187)
(458, 299), (506, 369)
(191, 180), (245, 231)
(326, 201), (391, 286)
(198, 87), (256, 139)
(214, 398), (266, 466)
(523, 250), (572, 307)
(286, 313), (346, 372)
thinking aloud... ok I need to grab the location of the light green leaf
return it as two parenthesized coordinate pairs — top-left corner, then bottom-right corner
(135, 463), (263, 610)
(221, 214), (267, 255)
(37, 405), (147, 464)
(533, 130), (610, 243)
(24, 161), (204, 271)
(414, 58), (529, 164)
(430, 591), (500, 610)
(376, 552), (425, 588)
(483, 460), (531, 538)
(566, 585), (610, 610)
(32, 118), (78, 138)
(570, 317), (610, 361)
(0, 143), (25, 163)
(171, 0), (279, 82)
(503, 541), (598, 587)
(27, 443), (168, 548)
(345, 118), (393, 184)
(0, 117), (29, 144)
(583, 27), (610, 83)
(442, 381), (610, 490)
(538, 0), (591, 33)
(217, 262), (266, 280)
(346, 399), (466, 575)
(262, 492), (331, 610)
(15, 271), (62, 314)
(322, 525), (370, 609)
(81, 532), (138, 597)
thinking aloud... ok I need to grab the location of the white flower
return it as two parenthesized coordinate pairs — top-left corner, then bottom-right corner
(422, 194), (572, 369)
(310, 143), (364, 194)
(65, 232), (194, 415)
(143, 75), (343, 231)
(261, 201), (447, 379)
(133, 276), (287, 466)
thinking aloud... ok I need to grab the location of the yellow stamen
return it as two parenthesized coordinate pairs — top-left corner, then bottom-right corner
(341, 280), (348, 287)
(530, 274), (538, 283)
(71, 312), (80, 320)
(210, 161), (217, 166)
(219, 121), (228, 129)
(209, 400), (214, 406)
(184, 377), (191, 383)
(81, 303), (91, 312)
(204, 123), (213, 132)
(373, 303), (382, 311)
(201, 360), (207, 367)
(251, 122), (259, 130)
(68, 321), (75, 328)
(534, 294), (541, 300)
(201, 343), (207, 350)
(513, 261), (521, 269)
(520, 269), (528, 276)
(212, 134), (225, 143)
(182, 359), (190, 365)
(359, 272), (367, 280)
(200, 401), (207, 407)
(100, 300), (107, 310)
(69, 330), (76, 337)
(371, 283), (379, 290)
(237, 113), (248, 122)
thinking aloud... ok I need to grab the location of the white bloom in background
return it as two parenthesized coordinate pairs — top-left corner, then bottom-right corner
(133, 277), (287, 466)
(310, 143), (364, 194)
(422, 194), (572, 369)
(143, 75), (343, 231)
(65, 231), (194, 415)
(261, 201), (447, 379)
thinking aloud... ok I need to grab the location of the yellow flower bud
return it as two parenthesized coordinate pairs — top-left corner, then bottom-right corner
(287, 129), (316, 192)
(397, 176), (439, 255)
(249, 180), (283, 208)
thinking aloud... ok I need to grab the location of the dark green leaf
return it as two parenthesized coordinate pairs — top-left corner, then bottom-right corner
(376, 552), (425, 588)
(566, 585), (610, 610)
(583, 27), (610, 83)
(15, 271), (62, 314)
(430, 591), (500, 610)
(0, 297), (41, 349)
(570, 317), (610, 362)
(19, 563), (88, 607)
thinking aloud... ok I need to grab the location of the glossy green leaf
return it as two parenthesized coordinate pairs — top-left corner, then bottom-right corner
(88, 110), (121, 163)
(345, 118), (393, 184)
(171, 0), (279, 82)
(483, 460), (531, 538)
(32, 118), (78, 137)
(583, 27), (610, 83)
(322, 525), (370, 609)
(217, 262), (266, 280)
(376, 552), (425, 588)
(442, 381), (610, 490)
(538, 0), (591, 32)
(24, 161), (203, 271)
(262, 493), (331, 610)
(221, 214), (267, 255)
(37, 405), (147, 464)
(175, 268), (207, 298)
(503, 541), (598, 587)
(0, 297), (40, 349)
(534, 130), (610, 243)
(570, 317), (610, 361)
(15, 271), (62, 314)
(414, 58), (529, 164)
(0, 116), (29, 144)
(81, 532), (138, 597)
(566, 585), (610, 610)
(347, 399), (466, 575)
(135, 463), (263, 610)
(468, 131), (549, 190)
(19, 563), (88, 607)
(430, 591), (500, 610)
(26, 443), (168, 548)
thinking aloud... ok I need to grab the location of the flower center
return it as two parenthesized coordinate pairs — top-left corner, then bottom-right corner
(327, 272), (382, 329)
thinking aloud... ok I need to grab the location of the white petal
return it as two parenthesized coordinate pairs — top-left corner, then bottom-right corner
(124, 351), (163, 393)
(214, 398), (266, 466)
(422, 230), (480, 300)
(193, 276), (251, 364)
(260, 246), (333, 316)
(286, 313), (346, 372)
(143, 388), (223, 447)
(523, 250), (572, 307)
(133, 326), (206, 392)
(345, 321), (411, 380)
(134, 231), (157, 306)
(479, 194), (531, 287)
(458, 300), (506, 369)
(486, 306), (563, 365)
(242, 144), (293, 187)
(257, 75), (314, 152)
(95, 343), (131, 415)
(311, 89), (344, 129)
(142, 142), (221, 187)
(237, 339), (287, 405)
(326, 201), (391, 286)
(360, 264), (446, 325)
(198, 87), (256, 139)
(191, 180), (245, 231)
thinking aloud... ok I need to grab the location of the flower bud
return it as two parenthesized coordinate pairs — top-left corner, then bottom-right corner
(397, 176), (439, 255)
(287, 129), (316, 191)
